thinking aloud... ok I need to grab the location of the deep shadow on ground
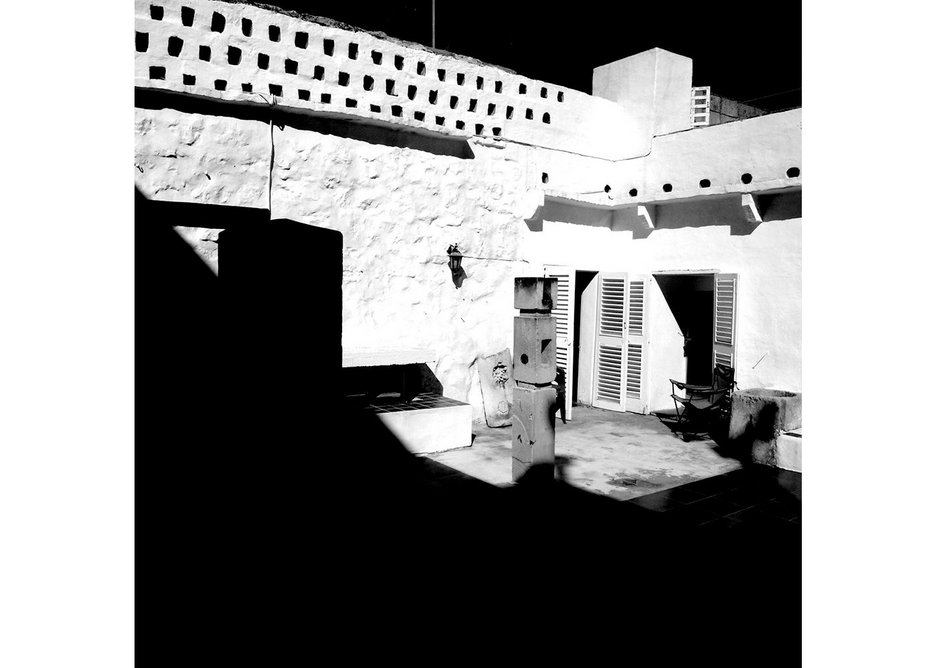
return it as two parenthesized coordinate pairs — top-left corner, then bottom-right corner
(136, 189), (799, 665)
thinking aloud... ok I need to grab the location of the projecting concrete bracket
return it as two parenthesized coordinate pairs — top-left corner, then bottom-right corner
(741, 193), (763, 227)
(611, 204), (655, 237)
(522, 189), (545, 230)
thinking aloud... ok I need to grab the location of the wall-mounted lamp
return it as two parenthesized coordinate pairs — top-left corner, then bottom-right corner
(447, 243), (465, 288)
(447, 244), (463, 274)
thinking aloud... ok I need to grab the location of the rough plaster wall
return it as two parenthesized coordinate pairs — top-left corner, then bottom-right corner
(268, 127), (533, 404)
(135, 107), (271, 273)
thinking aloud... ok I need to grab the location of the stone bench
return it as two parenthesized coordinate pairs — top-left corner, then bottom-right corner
(343, 347), (471, 454)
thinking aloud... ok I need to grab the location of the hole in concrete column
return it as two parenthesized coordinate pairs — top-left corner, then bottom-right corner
(414, 111), (425, 121)
(495, 80), (502, 93)
(541, 86), (547, 98)
(436, 116), (445, 126)
(338, 71), (350, 86)
(429, 90), (438, 104)
(417, 61), (426, 75)
(323, 39), (334, 56)
(183, 73), (196, 85)
(519, 83), (527, 94)
(437, 68), (446, 81)
(457, 73), (465, 85)
(395, 55), (404, 70)
(136, 32), (148, 52)
(167, 36), (183, 57)
(372, 104), (382, 113)
(211, 12), (225, 32)
(506, 106), (514, 119)
(371, 50), (382, 64)
(391, 105), (402, 117)
(199, 45), (211, 61)
(241, 18), (252, 36)
(699, 178), (711, 188)
(150, 5), (163, 20)
(557, 91), (564, 102)
(363, 75), (374, 91)
(285, 58), (298, 74)
(386, 79), (396, 95)
(450, 95), (458, 109)
(468, 99), (477, 112)
(521, 354), (529, 364)
(629, 188), (638, 197)
(148, 66), (165, 80)
(475, 123), (484, 135)
(492, 127), (501, 136)
(786, 167), (800, 178)
(525, 108), (533, 120)
(298, 89), (310, 100)
(476, 76), (484, 90)
(228, 46), (241, 65)
(348, 43), (358, 59)
(541, 339), (551, 353)
(268, 25), (280, 42)
(257, 53), (269, 69)
(662, 183), (673, 192)
(488, 103), (496, 115)
(345, 97), (357, 108)
(542, 112), (551, 124)
(241, 83), (252, 92)
(542, 172), (549, 184)
(181, 6), (194, 26)
(407, 85), (417, 100)
(741, 172), (753, 184)
(320, 93), (331, 103)
(269, 83), (282, 96)
(456, 120), (465, 130)
(214, 79), (227, 91)
(295, 31), (308, 48)
(314, 66), (324, 80)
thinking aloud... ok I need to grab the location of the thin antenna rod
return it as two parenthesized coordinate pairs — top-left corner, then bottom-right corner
(431, 0), (435, 48)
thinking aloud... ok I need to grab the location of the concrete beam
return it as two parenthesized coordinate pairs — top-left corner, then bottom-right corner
(741, 193), (762, 226)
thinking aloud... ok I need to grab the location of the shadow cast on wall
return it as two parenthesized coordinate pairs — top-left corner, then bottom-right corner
(136, 87), (476, 159)
(136, 187), (798, 661)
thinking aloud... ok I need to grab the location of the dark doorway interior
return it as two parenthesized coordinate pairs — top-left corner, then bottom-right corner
(654, 274), (715, 386)
(572, 270), (598, 404)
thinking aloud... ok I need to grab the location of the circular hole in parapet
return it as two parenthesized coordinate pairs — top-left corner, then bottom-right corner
(786, 167), (800, 178)
(629, 188), (638, 197)
(699, 178), (711, 188)
(741, 172), (753, 184)
(604, 184), (611, 193)
(520, 354), (529, 365)
(662, 183), (673, 193)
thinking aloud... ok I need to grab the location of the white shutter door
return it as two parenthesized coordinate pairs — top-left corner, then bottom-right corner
(593, 273), (627, 412)
(624, 276), (651, 414)
(713, 273), (738, 370)
(544, 265), (575, 420)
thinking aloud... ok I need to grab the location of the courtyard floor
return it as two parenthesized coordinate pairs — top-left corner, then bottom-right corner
(424, 405), (743, 500)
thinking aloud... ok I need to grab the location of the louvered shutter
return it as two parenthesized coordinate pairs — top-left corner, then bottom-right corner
(692, 86), (711, 127)
(713, 273), (738, 370)
(624, 276), (651, 414)
(544, 265), (575, 420)
(593, 273), (627, 412)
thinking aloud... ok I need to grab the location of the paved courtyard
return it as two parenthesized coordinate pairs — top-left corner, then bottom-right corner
(424, 405), (742, 500)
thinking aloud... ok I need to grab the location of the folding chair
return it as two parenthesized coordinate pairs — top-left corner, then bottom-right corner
(670, 364), (737, 440)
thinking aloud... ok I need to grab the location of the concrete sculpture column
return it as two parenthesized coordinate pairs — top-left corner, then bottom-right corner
(511, 277), (558, 482)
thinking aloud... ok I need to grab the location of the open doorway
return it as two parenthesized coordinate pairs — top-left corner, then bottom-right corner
(573, 270), (598, 406)
(654, 273), (715, 386)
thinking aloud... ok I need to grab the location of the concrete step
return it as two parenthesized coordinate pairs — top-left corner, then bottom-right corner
(371, 395), (473, 454)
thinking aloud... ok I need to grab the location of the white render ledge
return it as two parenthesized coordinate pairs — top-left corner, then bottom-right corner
(342, 346), (437, 368)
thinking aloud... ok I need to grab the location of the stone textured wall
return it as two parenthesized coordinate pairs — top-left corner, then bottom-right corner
(135, 104), (535, 414)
